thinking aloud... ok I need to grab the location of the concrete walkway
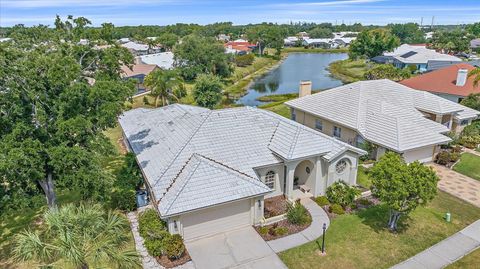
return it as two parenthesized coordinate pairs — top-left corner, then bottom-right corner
(429, 164), (480, 208)
(464, 148), (480, 157)
(267, 198), (330, 253)
(391, 220), (480, 269)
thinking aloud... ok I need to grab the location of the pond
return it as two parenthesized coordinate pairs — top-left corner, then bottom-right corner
(236, 53), (348, 106)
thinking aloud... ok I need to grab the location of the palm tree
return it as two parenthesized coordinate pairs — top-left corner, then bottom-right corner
(144, 69), (185, 107)
(469, 67), (480, 87)
(13, 203), (140, 269)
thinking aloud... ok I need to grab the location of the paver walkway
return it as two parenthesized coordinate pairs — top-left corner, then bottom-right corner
(429, 163), (480, 208)
(127, 211), (196, 269)
(464, 148), (480, 157)
(267, 198), (330, 253)
(390, 220), (480, 269)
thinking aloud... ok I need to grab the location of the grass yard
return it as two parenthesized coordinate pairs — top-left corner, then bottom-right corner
(279, 191), (480, 269)
(447, 248), (480, 269)
(259, 102), (291, 118)
(357, 166), (372, 189)
(453, 153), (480, 181)
(328, 59), (369, 83)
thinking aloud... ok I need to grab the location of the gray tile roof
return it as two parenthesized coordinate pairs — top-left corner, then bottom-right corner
(118, 104), (364, 217)
(285, 79), (475, 152)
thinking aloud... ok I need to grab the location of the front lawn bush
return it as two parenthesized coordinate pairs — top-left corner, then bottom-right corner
(139, 209), (165, 238)
(110, 188), (137, 211)
(436, 151), (450, 165)
(330, 204), (345, 215)
(286, 200), (310, 225)
(258, 226), (269, 235)
(164, 234), (186, 260)
(235, 53), (255, 67)
(459, 135), (480, 149)
(314, 196), (330, 206)
(144, 237), (165, 257)
(326, 181), (359, 208)
(275, 227), (288, 236)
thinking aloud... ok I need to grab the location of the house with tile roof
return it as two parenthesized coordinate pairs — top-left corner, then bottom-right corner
(400, 64), (480, 105)
(120, 63), (158, 96)
(372, 44), (462, 72)
(285, 79), (480, 163)
(119, 104), (365, 241)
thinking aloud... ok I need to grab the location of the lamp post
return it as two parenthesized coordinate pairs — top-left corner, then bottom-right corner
(321, 223), (326, 254)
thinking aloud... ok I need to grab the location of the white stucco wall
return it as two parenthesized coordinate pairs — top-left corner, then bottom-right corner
(403, 146), (436, 163)
(255, 164), (285, 198)
(326, 152), (359, 188)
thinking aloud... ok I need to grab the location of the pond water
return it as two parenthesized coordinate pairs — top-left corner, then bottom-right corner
(236, 53), (348, 106)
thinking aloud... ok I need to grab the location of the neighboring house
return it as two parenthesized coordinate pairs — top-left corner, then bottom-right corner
(118, 104), (365, 241)
(301, 36), (356, 49)
(0, 37), (12, 42)
(120, 64), (158, 96)
(372, 44), (462, 72)
(217, 34), (230, 42)
(284, 36), (299, 47)
(121, 41), (162, 56)
(471, 38), (480, 50)
(139, 52), (175, 70)
(285, 79), (480, 163)
(400, 64), (480, 104)
(224, 40), (257, 54)
(118, 37), (130, 44)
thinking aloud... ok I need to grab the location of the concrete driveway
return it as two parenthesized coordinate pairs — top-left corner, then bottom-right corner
(185, 227), (288, 269)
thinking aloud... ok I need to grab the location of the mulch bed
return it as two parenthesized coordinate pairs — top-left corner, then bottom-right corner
(321, 196), (380, 219)
(264, 195), (288, 219)
(255, 211), (312, 241)
(155, 250), (191, 268)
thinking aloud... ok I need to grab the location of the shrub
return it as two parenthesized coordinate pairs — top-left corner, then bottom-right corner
(235, 53), (255, 67)
(164, 234), (185, 260)
(450, 152), (461, 162)
(286, 200), (310, 225)
(326, 181), (359, 208)
(258, 226), (269, 235)
(459, 135), (480, 149)
(144, 238), (165, 257)
(357, 198), (372, 206)
(138, 209), (165, 238)
(143, 96), (149, 105)
(110, 188), (136, 211)
(330, 204), (345, 215)
(275, 227), (288, 236)
(314, 196), (330, 206)
(435, 151), (450, 165)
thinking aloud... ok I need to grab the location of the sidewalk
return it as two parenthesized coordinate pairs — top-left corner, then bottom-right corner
(390, 220), (480, 269)
(267, 198), (330, 253)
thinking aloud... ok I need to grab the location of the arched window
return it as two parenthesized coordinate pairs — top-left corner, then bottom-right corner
(265, 171), (275, 189)
(335, 159), (348, 174)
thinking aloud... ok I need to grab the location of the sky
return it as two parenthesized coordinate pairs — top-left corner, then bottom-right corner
(1, 0), (480, 27)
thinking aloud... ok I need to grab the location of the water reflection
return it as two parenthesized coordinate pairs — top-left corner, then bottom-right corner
(237, 53), (348, 106)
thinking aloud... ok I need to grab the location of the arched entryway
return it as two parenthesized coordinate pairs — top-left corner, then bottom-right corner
(293, 160), (315, 193)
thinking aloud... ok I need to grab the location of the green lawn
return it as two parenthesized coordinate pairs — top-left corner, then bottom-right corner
(279, 191), (480, 269)
(447, 248), (480, 269)
(328, 59), (369, 83)
(357, 166), (372, 189)
(453, 153), (480, 181)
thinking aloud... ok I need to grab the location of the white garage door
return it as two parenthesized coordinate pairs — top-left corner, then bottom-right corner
(403, 146), (435, 163)
(182, 199), (252, 241)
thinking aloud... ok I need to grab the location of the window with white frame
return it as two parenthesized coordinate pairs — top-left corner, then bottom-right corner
(333, 126), (342, 138)
(315, 119), (323, 130)
(265, 171), (275, 189)
(335, 159), (348, 174)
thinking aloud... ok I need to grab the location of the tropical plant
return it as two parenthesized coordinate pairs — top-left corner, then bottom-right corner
(326, 181), (359, 208)
(370, 152), (438, 231)
(164, 234), (186, 260)
(193, 74), (223, 109)
(314, 196), (330, 206)
(364, 64), (411, 81)
(286, 200), (310, 225)
(13, 203), (140, 269)
(144, 69), (185, 107)
(468, 68), (480, 88)
(329, 204), (345, 215)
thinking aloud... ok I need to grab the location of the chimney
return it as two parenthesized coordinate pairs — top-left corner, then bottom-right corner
(299, 80), (312, 97)
(456, 69), (468, 87)
(134, 56), (142, 65)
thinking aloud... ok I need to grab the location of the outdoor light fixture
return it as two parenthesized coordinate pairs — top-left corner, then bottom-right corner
(174, 220), (178, 230)
(321, 223), (327, 254)
(258, 200), (262, 209)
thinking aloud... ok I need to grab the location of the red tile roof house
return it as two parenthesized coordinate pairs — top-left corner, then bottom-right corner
(120, 64), (158, 96)
(400, 63), (480, 133)
(224, 40), (257, 55)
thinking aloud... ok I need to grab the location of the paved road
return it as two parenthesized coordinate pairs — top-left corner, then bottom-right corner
(391, 220), (480, 269)
(185, 227), (287, 269)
